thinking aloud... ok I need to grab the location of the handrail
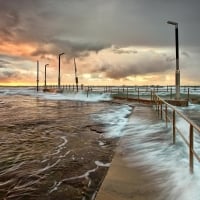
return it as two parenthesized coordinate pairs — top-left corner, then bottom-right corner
(153, 92), (200, 173)
(153, 93), (200, 133)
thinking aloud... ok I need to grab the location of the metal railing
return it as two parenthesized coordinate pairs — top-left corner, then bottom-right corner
(40, 85), (200, 103)
(82, 86), (199, 102)
(153, 93), (200, 173)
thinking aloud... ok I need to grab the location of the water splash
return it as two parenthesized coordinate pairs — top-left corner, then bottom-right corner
(120, 106), (200, 200)
(92, 104), (132, 138)
(38, 91), (112, 102)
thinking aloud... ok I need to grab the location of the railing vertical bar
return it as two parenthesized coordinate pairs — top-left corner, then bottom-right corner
(155, 97), (158, 111)
(190, 124), (194, 174)
(170, 88), (172, 99)
(173, 110), (176, 144)
(188, 88), (190, 101)
(165, 104), (168, 127)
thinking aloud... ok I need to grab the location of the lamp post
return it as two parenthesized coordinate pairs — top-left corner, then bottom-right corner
(44, 64), (49, 88)
(167, 20), (180, 99)
(37, 60), (39, 92)
(74, 57), (79, 92)
(58, 52), (65, 89)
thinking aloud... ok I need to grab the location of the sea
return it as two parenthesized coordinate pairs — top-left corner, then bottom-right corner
(0, 86), (200, 200)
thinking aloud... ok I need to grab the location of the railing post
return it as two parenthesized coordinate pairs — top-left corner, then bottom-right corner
(173, 110), (176, 144)
(189, 124), (194, 174)
(187, 88), (190, 101)
(160, 103), (163, 119)
(154, 95), (157, 111)
(87, 87), (89, 97)
(158, 100), (160, 117)
(170, 88), (172, 99)
(165, 104), (168, 127)
(138, 88), (140, 101)
(156, 97), (159, 111)
(126, 87), (128, 99)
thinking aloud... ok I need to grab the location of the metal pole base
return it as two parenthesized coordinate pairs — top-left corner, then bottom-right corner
(175, 70), (180, 99)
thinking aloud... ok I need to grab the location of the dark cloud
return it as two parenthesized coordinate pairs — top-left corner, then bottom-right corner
(1, 0), (200, 49)
(2, 71), (16, 78)
(102, 62), (171, 79)
(31, 39), (110, 59)
(112, 46), (138, 54)
(0, 10), (19, 41)
(91, 51), (174, 79)
(0, 0), (200, 85)
(0, 70), (20, 81)
(0, 0), (43, 42)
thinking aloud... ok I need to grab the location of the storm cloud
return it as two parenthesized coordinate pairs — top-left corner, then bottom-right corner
(1, 0), (200, 48)
(0, 0), (200, 84)
(90, 50), (174, 79)
(31, 39), (110, 60)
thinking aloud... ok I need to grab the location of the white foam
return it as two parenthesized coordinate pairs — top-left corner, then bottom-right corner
(120, 112), (200, 200)
(95, 161), (110, 167)
(37, 91), (112, 102)
(0, 87), (111, 102)
(98, 141), (105, 146)
(92, 104), (132, 138)
(0, 87), (36, 96)
(49, 165), (98, 193)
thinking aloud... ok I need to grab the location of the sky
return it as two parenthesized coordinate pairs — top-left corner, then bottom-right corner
(0, 0), (200, 86)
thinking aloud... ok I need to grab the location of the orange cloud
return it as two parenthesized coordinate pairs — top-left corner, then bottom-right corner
(0, 41), (37, 59)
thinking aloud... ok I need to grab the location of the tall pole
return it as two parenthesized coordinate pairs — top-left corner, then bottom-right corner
(167, 21), (180, 99)
(44, 64), (49, 88)
(37, 60), (39, 92)
(175, 24), (180, 99)
(74, 57), (79, 92)
(58, 53), (64, 89)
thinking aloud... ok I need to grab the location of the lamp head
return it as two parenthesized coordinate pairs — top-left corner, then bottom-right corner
(59, 52), (65, 56)
(167, 21), (178, 26)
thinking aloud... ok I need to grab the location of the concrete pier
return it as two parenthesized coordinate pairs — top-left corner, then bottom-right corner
(95, 103), (168, 200)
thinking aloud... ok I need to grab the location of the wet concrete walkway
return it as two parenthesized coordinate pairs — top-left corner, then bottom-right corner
(95, 103), (166, 200)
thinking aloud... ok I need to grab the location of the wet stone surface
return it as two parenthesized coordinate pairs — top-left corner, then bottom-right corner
(0, 97), (118, 200)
